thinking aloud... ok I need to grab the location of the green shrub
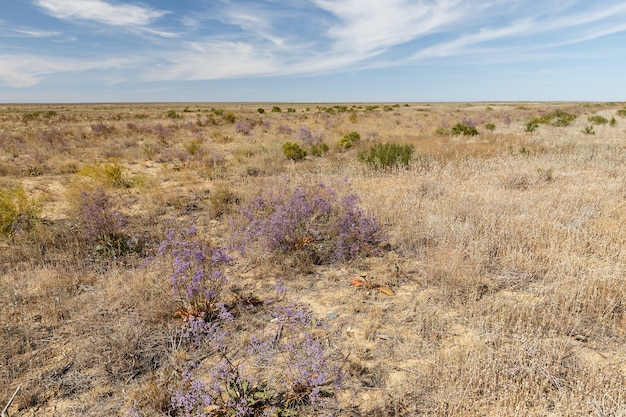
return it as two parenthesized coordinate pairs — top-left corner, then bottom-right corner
(0, 184), (41, 236)
(616, 108), (626, 117)
(282, 142), (307, 161)
(272, 106), (282, 113)
(359, 143), (414, 171)
(537, 110), (576, 126)
(484, 123), (496, 131)
(257, 108), (265, 114)
(450, 123), (479, 136)
(224, 113), (236, 123)
(344, 131), (361, 142)
(525, 119), (539, 133)
(588, 115), (608, 125)
(582, 125), (595, 135)
(336, 131), (361, 150)
(435, 127), (449, 136)
(610, 117), (617, 127)
(78, 163), (130, 188)
(166, 110), (182, 119)
(310, 143), (329, 157)
(184, 139), (202, 156)
(336, 136), (353, 150)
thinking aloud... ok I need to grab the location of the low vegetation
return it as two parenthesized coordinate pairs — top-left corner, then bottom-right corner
(1, 102), (625, 416)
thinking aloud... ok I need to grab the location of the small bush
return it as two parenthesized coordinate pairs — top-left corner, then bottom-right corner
(484, 123), (496, 131)
(168, 300), (339, 417)
(282, 142), (307, 161)
(75, 187), (136, 256)
(336, 131), (361, 150)
(582, 125), (595, 135)
(336, 136), (353, 150)
(224, 113), (236, 124)
(257, 108), (265, 114)
(525, 119), (539, 133)
(435, 127), (449, 136)
(538, 110), (577, 126)
(209, 186), (240, 218)
(588, 115), (608, 125)
(296, 126), (314, 144)
(450, 123), (479, 136)
(78, 163), (130, 188)
(272, 106), (282, 113)
(344, 131), (361, 142)
(310, 143), (329, 157)
(359, 143), (414, 171)
(166, 110), (182, 120)
(0, 184), (41, 236)
(91, 122), (115, 136)
(610, 117), (617, 127)
(157, 226), (232, 319)
(231, 180), (385, 265)
(235, 118), (256, 135)
(616, 108), (626, 117)
(183, 139), (202, 156)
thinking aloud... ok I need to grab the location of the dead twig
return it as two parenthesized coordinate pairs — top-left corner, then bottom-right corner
(1, 383), (22, 417)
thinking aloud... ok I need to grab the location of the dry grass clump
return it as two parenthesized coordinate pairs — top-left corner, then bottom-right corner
(1, 102), (626, 416)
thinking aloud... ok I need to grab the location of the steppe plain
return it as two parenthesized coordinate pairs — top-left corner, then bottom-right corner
(1, 102), (625, 416)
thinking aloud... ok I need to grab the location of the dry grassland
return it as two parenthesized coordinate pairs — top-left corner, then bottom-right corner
(1, 102), (625, 416)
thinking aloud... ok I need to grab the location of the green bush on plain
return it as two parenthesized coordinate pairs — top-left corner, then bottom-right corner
(359, 143), (414, 171)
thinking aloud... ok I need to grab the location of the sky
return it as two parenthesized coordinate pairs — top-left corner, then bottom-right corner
(1, 0), (626, 103)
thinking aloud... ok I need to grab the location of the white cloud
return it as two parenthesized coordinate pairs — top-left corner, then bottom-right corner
(33, 0), (168, 26)
(144, 41), (278, 81)
(0, 54), (129, 87)
(410, 2), (626, 60)
(147, 0), (470, 82)
(9, 0), (626, 89)
(314, 0), (466, 54)
(14, 28), (61, 37)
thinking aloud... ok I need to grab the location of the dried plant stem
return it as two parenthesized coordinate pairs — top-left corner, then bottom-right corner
(1, 383), (22, 417)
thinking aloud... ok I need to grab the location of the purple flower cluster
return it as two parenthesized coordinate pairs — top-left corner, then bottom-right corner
(170, 369), (215, 417)
(235, 118), (257, 135)
(276, 124), (293, 135)
(166, 295), (338, 415)
(233, 180), (384, 264)
(90, 122), (114, 135)
(154, 123), (173, 141)
(248, 302), (340, 407)
(296, 126), (324, 147)
(182, 314), (230, 350)
(158, 226), (232, 318)
(77, 187), (127, 241)
(462, 118), (477, 127)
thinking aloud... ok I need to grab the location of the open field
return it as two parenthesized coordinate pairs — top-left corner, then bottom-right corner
(1, 101), (625, 416)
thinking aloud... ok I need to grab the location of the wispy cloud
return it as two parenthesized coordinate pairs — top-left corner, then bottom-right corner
(0, 54), (129, 87)
(14, 28), (61, 37)
(33, 0), (169, 27)
(410, 2), (626, 60)
(6, 0), (626, 95)
(314, 0), (466, 55)
(148, 0), (471, 82)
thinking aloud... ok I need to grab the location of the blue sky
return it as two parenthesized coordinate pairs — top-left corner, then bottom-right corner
(1, 0), (626, 102)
